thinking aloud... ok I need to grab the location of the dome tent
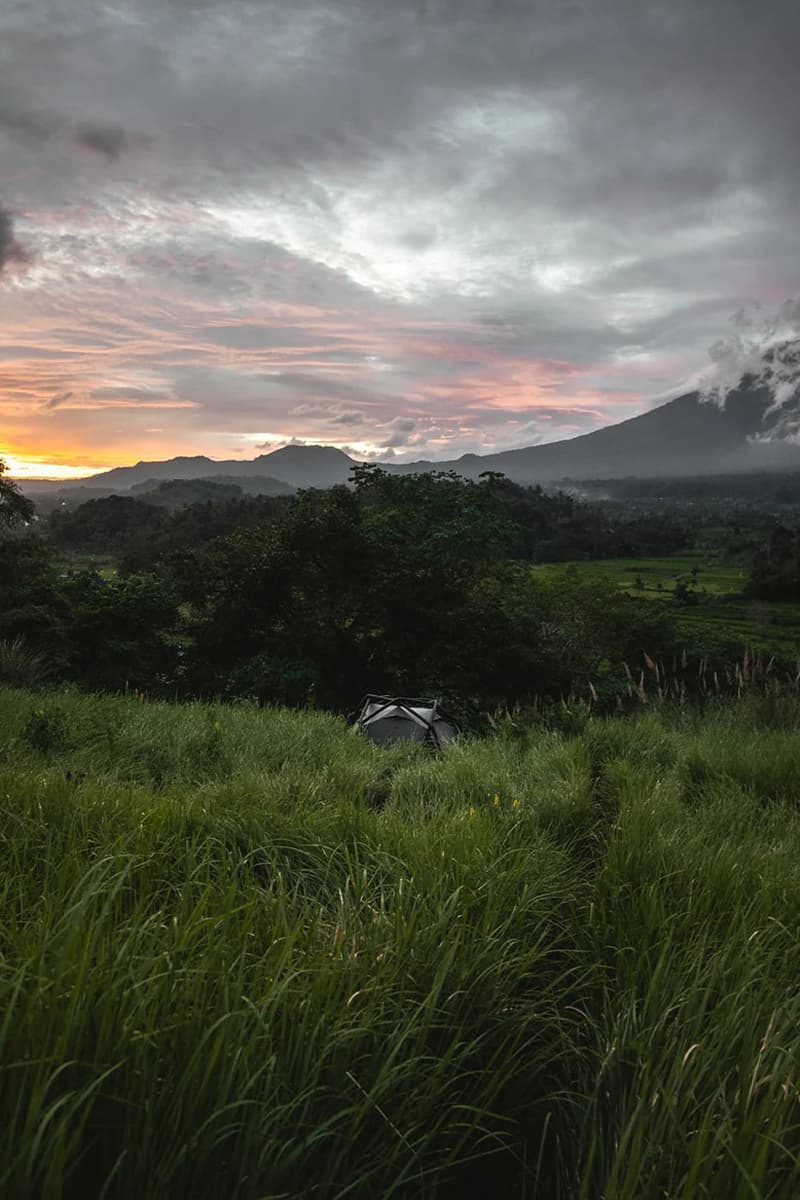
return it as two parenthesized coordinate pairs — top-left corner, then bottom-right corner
(355, 695), (458, 748)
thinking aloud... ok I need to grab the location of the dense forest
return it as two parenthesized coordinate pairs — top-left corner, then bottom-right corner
(3, 458), (800, 715)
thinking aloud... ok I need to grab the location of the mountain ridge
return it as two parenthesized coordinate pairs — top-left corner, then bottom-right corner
(17, 345), (800, 495)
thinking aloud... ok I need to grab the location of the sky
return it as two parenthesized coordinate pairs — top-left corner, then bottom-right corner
(1, 0), (799, 478)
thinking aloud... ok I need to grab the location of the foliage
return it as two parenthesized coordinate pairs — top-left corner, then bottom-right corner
(0, 534), (180, 692)
(0, 529), (71, 666)
(0, 457), (34, 526)
(181, 469), (676, 713)
(47, 491), (295, 572)
(4, 467), (796, 709)
(48, 493), (166, 550)
(4, 687), (800, 1197)
(746, 524), (800, 600)
(0, 636), (48, 687)
(59, 570), (181, 691)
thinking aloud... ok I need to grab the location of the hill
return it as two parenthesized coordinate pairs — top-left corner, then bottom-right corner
(130, 475), (294, 508)
(53, 444), (356, 493)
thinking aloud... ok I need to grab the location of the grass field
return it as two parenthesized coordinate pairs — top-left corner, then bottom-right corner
(566, 551), (800, 657)
(570, 550), (748, 596)
(55, 550), (118, 579)
(4, 686), (800, 1197)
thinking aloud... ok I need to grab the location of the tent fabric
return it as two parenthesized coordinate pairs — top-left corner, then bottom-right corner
(355, 695), (458, 748)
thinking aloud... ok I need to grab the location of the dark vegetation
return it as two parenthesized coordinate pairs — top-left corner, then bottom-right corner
(747, 524), (800, 601)
(129, 474), (293, 506)
(47, 489), (294, 568)
(4, 461), (688, 712)
(3, 458), (800, 712)
(579, 468), (800, 506)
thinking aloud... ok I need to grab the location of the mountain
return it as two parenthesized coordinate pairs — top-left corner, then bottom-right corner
(393, 376), (800, 483)
(395, 341), (800, 481)
(17, 343), (800, 495)
(30, 445), (357, 493)
(247, 445), (355, 489)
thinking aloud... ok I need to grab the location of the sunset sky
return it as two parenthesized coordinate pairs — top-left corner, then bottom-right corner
(1, 0), (799, 478)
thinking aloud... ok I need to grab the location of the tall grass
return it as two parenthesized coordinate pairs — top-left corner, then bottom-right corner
(0, 636), (48, 687)
(2, 687), (800, 1197)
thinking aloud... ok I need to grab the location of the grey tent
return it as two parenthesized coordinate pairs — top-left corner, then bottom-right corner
(355, 695), (458, 748)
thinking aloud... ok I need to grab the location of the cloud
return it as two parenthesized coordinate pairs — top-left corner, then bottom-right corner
(331, 410), (365, 425)
(44, 391), (73, 410)
(2, 0), (800, 472)
(0, 205), (30, 276)
(698, 300), (800, 410)
(383, 416), (418, 448)
(73, 123), (152, 159)
(289, 403), (366, 424)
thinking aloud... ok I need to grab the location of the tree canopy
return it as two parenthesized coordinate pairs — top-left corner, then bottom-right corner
(0, 459), (34, 528)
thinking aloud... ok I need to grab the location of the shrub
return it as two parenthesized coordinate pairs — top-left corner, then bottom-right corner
(20, 702), (73, 755)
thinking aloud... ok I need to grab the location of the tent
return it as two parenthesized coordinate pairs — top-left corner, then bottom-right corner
(355, 695), (458, 748)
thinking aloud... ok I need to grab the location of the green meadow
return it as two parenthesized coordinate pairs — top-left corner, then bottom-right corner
(565, 552), (800, 657)
(3, 686), (800, 1197)
(55, 551), (119, 579)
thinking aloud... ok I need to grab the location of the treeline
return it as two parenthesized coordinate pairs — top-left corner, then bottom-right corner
(48, 492), (294, 569)
(3, 465), (678, 714)
(9, 459), (799, 714)
(45, 471), (691, 568)
(579, 469), (800, 505)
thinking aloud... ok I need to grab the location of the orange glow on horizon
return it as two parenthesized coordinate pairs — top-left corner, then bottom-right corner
(1, 455), (108, 480)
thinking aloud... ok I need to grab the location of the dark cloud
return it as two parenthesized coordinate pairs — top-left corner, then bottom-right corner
(43, 391), (73, 410)
(263, 372), (398, 407)
(0, 205), (29, 276)
(73, 123), (152, 159)
(331, 410), (365, 425)
(385, 417), (418, 447)
(0, 86), (150, 161)
(0, 95), (56, 147)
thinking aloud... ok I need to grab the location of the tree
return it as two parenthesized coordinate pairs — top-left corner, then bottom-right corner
(61, 571), (181, 691)
(0, 458), (34, 527)
(746, 525), (800, 601)
(180, 468), (678, 717)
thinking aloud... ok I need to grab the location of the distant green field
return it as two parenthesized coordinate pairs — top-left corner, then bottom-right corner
(565, 552), (800, 657)
(571, 550), (747, 595)
(55, 550), (118, 579)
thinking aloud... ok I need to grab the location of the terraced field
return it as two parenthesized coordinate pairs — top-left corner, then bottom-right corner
(566, 552), (800, 658)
